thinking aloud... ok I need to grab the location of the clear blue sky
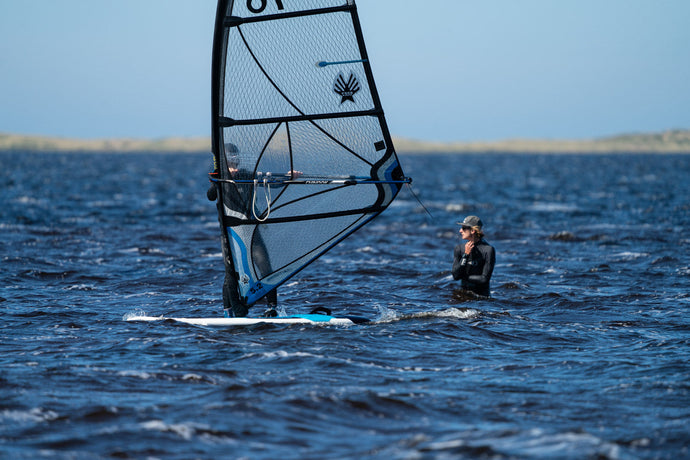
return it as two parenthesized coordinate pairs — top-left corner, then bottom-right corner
(1, 0), (689, 142)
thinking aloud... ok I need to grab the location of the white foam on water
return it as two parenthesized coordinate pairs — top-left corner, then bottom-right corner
(374, 305), (480, 323)
(140, 420), (199, 441)
(117, 370), (153, 380)
(122, 309), (150, 320)
(1, 407), (59, 424)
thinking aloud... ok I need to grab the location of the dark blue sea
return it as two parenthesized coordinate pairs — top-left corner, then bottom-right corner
(1, 151), (689, 459)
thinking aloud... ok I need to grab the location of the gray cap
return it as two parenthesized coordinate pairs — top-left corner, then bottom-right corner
(457, 215), (483, 228)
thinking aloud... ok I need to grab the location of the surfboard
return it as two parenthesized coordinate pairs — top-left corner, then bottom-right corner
(126, 314), (369, 326)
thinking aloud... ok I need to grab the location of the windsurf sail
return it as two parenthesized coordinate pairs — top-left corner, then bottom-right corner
(210, 0), (410, 306)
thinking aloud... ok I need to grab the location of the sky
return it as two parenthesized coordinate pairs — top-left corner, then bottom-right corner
(1, 0), (689, 143)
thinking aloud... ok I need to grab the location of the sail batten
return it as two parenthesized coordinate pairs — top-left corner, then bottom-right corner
(223, 206), (389, 227)
(210, 0), (409, 307)
(219, 109), (381, 127)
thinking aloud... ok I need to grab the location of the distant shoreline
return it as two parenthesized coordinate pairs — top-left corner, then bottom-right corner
(2, 129), (689, 154)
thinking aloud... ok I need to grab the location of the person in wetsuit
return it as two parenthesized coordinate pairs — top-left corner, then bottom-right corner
(452, 215), (496, 297)
(207, 153), (278, 318)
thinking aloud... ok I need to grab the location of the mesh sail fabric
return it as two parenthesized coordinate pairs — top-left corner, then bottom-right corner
(212, 0), (406, 305)
(223, 7), (372, 122)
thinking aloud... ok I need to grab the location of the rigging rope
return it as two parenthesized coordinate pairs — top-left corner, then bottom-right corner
(406, 182), (434, 221)
(252, 175), (272, 222)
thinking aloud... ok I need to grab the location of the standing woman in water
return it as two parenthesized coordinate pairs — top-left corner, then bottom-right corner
(452, 215), (496, 297)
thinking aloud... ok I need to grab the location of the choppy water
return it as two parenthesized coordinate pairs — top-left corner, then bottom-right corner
(1, 151), (689, 459)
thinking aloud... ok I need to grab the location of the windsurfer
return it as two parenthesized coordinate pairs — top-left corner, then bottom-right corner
(452, 215), (496, 297)
(207, 154), (278, 317)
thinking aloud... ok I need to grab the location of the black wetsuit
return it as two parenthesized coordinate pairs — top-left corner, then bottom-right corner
(452, 238), (496, 297)
(208, 177), (277, 317)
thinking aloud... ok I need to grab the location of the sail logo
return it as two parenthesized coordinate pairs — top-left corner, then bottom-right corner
(333, 72), (360, 104)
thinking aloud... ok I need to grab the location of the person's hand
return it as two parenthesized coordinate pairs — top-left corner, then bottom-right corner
(464, 241), (474, 255)
(288, 170), (303, 178)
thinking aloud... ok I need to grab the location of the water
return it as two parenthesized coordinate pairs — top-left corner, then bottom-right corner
(1, 151), (688, 459)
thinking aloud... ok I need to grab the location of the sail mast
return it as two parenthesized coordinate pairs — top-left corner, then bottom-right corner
(210, 0), (229, 173)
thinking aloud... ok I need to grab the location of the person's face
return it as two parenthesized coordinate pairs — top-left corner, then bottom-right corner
(459, 226), (472, 240)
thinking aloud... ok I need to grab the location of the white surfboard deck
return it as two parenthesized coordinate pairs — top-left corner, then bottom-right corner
(126, 314), (365, 326)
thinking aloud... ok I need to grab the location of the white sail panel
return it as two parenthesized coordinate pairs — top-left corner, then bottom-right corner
(227, 0), (353, 19)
